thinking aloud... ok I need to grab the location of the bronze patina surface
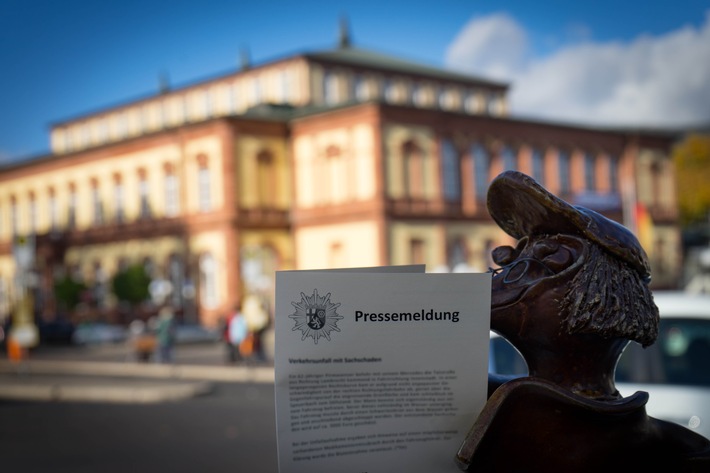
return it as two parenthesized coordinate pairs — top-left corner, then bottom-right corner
(456, 171), (710, 472)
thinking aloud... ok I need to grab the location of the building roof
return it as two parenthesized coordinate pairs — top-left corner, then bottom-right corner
(303, 45), (508, 91)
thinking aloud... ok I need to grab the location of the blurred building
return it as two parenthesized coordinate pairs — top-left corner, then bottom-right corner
(0, 29), (682, 328)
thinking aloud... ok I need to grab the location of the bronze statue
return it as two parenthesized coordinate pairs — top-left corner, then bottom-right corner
(456, 171), (710, 472)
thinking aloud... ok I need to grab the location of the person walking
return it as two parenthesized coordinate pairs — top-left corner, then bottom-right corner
(226, 303), (247, 364)
(155, 307), (176, 364)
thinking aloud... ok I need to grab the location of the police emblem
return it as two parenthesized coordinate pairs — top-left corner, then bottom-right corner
(289, 289), (343, 344)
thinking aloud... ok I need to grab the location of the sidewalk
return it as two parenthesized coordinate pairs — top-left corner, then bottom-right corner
(0, 341), (275, 404)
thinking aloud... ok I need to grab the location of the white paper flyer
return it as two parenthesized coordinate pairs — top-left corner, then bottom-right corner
(274, 268), (491, 473)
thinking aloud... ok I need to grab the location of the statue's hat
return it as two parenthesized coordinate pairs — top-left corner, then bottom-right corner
(487, 171), (651, 282)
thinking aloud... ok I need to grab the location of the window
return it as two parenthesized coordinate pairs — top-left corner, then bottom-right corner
(168, 254), (184, 308)
(203, 90), (213, 117)
(487, 93), (500, 115)
(252, 77), (262, 105)
(385, 79), (398, 103)
(67, 185), (77, 229)
(276, 70), (290, 103)
(438, 88), (449, 109)
(199, 253), (219, 309)
(28, 193), (37, 234)
(113, 175), (124, 223)
(464, 90), (478, 114)
(116, 112), (128, 138)
(441, 139), (461, 202)
(584, 152), (596, 191)
(413, 83), (427, 107)
(531, 148), (545, 185)
(403, 141), (425, 199)
(138, 169), (151, 219)
(197, 154), (212, 212)
(97, 118), (108, 142)
(354, 75), (368, 101)
(501, 145), (517, 171)
(91, 178), (104, 225)
(48, 187), (59, 231)
(472, 143), (490, 199)
(410, 238), (426, 265)
(324, 71), (339, 105)
(558, 150), (571, 194)
(164, 164), (180, 217)
(227, 84), (238, 113)
(609, 156), (619, 192)
(448, 237), (469, 272)
(257, 151), (276, 206)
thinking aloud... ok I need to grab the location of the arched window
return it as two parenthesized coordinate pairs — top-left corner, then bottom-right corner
(68, 183), (78, 229)
(112, 174), (124, 223)
(324, 71), (339, 105)
(501, 145), (518, 171)
(403, 140), (425, 199)
(609, 156), (619, 192)
(584, 152), (596, 191)
(137, 168), (151, 219)
(199, 253), (219, 309)
(472, 143), (490, 199)
(90, 177), (103, 226)
(197, 154), (212, 212)
(48, 186), (59, 231)
(441, 139), (461, 202)
(168, 254), (185, 309)
(448, 237), (469, 272)
(558, 150), (571, 194)
(28, 191), (37, 234)
(531, 148), (545, 185)
(257, 150), (276, 206)
(163, 162), (180, 217)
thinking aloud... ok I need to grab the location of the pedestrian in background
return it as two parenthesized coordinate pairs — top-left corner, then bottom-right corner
(226, 303), (247, 364)
(243, 295), (270, 362)
(156, 307), (176, 364)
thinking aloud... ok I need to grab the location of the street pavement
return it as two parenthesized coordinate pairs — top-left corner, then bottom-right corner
(0, 339), (275, 404)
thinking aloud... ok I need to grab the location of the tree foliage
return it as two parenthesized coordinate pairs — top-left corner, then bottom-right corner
(673, 133), (710, 226)
(54, 275), (87, 311)
(111, 264), (151, 306)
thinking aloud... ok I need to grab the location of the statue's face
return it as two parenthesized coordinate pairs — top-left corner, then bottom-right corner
(489, 234), (586, 343)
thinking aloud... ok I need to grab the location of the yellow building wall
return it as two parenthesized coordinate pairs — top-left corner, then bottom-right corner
(64, 237), (185, 277)
(189, 231), (228, 311)
(389, 222), (512, 272)
(0, 131), (228, 243)
(237, 135), (291, 208)
(293, 124), (377, 208)
(184, 135), (225, 213)
(383, 124), (438, 199)
(295, 221), (381, 270)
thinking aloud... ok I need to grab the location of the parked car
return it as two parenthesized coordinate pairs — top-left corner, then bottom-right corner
(616, 291), (710, 439)
(72, 322), (128, 345)
(488, 290), (710, 440)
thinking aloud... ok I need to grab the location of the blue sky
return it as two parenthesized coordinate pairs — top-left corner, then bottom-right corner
(1, 0), (709, 163)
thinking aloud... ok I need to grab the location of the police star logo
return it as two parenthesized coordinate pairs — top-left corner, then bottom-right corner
(289, 289), (343, 344)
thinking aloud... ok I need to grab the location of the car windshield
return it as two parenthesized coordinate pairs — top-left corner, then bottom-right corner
(616, 318), (710, 387)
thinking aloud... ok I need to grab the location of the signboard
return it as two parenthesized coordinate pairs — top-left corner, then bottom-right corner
(274, 266), (491, 473)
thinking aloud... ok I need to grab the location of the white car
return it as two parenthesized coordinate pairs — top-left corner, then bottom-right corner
(489, 290), (710, 440)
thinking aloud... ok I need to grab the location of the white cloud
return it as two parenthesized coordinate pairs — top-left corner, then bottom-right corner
(445, 12), (710, 128)
(446, 13), (529, 82)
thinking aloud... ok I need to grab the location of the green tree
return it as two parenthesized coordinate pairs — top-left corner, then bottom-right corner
(111, 264), (151, 306)
(673, 133), (710, 226)
(54, 275), (87, 312)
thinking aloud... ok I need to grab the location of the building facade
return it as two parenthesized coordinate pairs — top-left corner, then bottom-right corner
(0, 35), (682, 329)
